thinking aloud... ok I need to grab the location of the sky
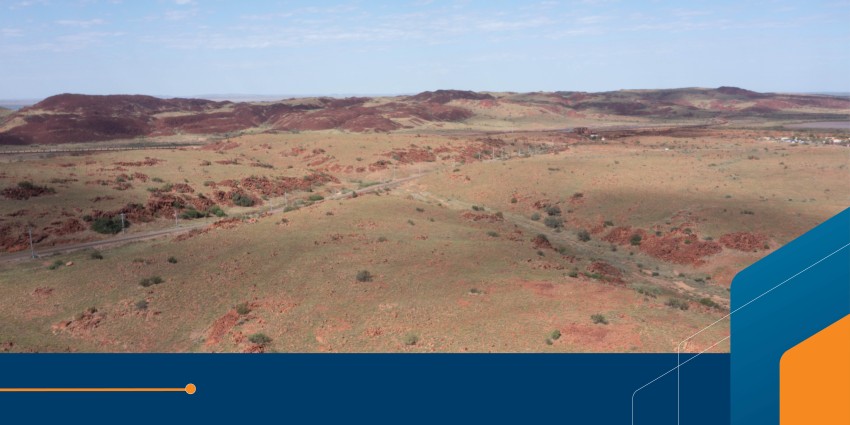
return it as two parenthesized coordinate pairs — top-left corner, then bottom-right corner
(0, 0), (848, 99)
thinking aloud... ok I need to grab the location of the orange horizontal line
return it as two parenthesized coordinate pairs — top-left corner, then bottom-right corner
(0, 383), (195, 394)
(0, 388), (185, 392)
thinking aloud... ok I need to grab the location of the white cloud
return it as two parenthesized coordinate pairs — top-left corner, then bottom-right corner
(56, 19), (106, 28)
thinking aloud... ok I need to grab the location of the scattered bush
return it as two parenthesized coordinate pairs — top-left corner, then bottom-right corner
(545, 205), (561, 216)
(231, 192), (255, 207)
(550, 330), (561, 340)
(568, 269), (579, 278)
(207, 205), (226, 217)
(603, 220), (614, 227)
(469, 288), (483, 295)
(633, 284), (661, 298)
(135, 300), (149, 310)
(699, 298), (722, 309)
(577, 229), (591, 242)
(407, 219), (415, 226)
(403, 333), (419, 346)
(91, 216), (126, 234)
(630, 234), (643, 246)
(510, 197), (517, 204)
(167, 256), (177, 264)
(377, 236), (388, 242)
(471, 205), (483, 211)
(248, 333), (272, 346)
(90, 251), (104, 260)
(308, 194), (324, 202)
(415, 207), (425, 212)
(236, 303), (251, 315)
(48, 260), (63, 270)
(591, 314), (608, 325)
(544, 216), (562, 229)
(666, 298), (690, 311)
(180, 209), (206, 219)
(139, 276), (164, 287)
(356, 270), (373, 282)
(486, 231), (499, 237)
(530, 212), (541, 221)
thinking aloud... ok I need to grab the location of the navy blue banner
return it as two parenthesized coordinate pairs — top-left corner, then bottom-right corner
(0, 353), (729, 424)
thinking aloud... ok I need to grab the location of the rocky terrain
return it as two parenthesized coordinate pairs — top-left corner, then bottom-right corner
(2, 88), (848, 146)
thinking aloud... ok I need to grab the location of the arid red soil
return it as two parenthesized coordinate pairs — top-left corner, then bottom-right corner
(603, 226), (723, 266)
(2, 182), (56, 200)
(719, 232), (769, 252)
(586, 261), (624, 283)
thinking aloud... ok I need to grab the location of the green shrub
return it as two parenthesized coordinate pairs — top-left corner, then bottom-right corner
(48, 260), (63, 270)
(510, 197), (517, 203)
(604, 220), (614, 227)
(231, 192), (255, 207)
(530, 212), (541, 221)
(248, 333), (272, 345)
(180, 209), (206, 219)
(545, 205), (561, 216)
(568, 269), (579, 278)
(139, 276), (164, 287)
(486, 231), (499, 237)
(666, 298), (690, 310)
(544, 216), (562, 229)
(577, 229), (591, 242)
(207, 205), (226, 217)
(167, 256), (177, 264)
(415, 207), (425, 212)
(91, 216), (125, 234)
(633, 284), (661, 298)
(591, 314), (608, 325)
(699, 298), (721, 309)
(308, 194), (324, 202)
(630, 234), (643, 246)
(403, 333), (419, 346)
(550, 330), (561, 340)
(356, 270), (373, 282)
(236, 303), (251, 315)
(90, 251), (104, 260)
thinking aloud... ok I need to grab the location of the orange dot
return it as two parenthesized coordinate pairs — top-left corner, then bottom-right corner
(185, 383), (196, 395)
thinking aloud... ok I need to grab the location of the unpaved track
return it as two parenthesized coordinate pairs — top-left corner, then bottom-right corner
(0, 173), (428, 265)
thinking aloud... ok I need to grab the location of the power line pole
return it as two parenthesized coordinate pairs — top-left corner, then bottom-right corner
(120, 213), (126, 234)
(28, 227), (35, 259)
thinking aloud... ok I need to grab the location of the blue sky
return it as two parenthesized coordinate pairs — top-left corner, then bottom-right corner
(1, 0), (848, 99)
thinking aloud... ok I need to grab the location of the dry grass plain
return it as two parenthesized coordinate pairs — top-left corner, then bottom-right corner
(0, 127), (847, 353)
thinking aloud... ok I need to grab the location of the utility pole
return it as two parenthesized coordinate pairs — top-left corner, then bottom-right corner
(120, 213), (126, 234)
(28, 227), (35, 259)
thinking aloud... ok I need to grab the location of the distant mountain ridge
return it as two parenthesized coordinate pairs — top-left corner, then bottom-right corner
(1, 87), (849, 145)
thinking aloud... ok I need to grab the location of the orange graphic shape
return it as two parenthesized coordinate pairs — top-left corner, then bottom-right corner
(780, 313), (850, 425)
